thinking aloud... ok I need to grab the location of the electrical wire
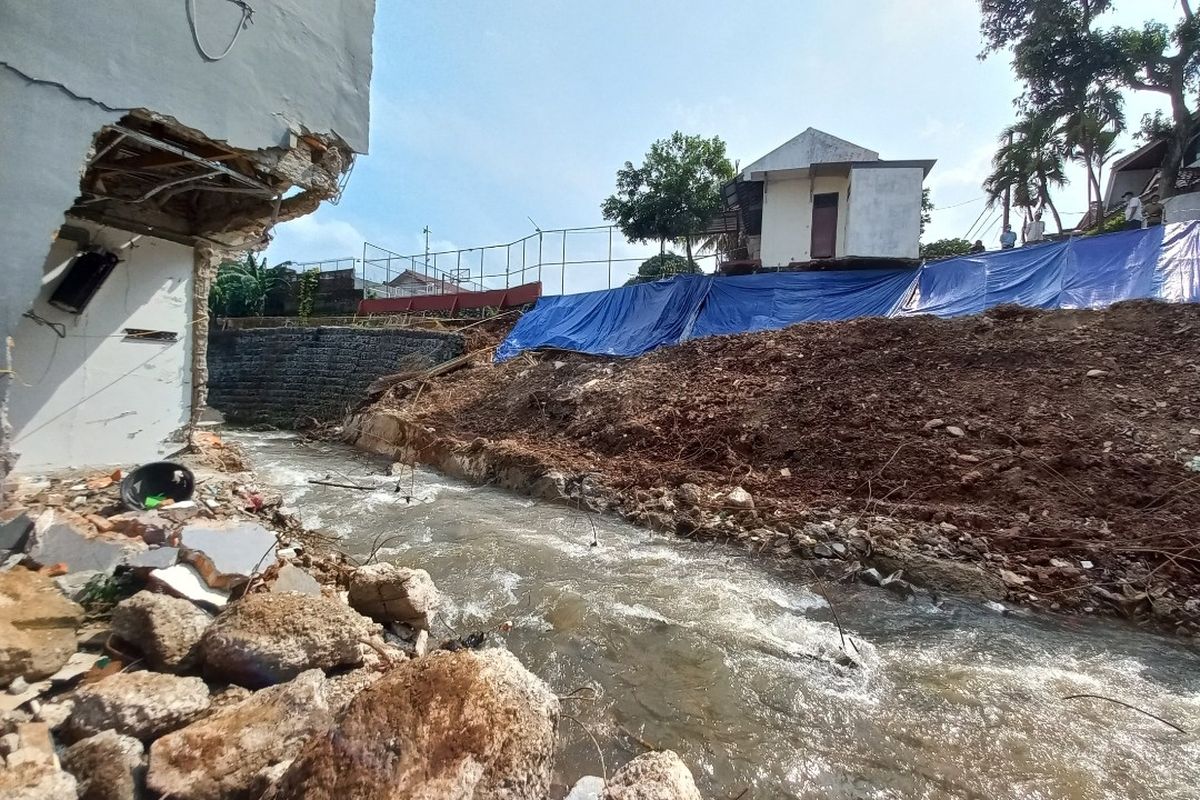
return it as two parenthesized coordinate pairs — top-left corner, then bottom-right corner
(187, 0), (255, 62)
(934, 195), (986, 211)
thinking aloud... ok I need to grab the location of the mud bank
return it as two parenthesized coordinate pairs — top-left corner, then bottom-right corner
(348, 301), (1200, 634)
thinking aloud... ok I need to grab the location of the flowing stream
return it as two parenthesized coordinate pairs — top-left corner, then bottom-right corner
(233, 431), (1200, 799)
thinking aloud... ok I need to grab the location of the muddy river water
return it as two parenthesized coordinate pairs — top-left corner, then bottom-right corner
(233, 432), (1200, 799)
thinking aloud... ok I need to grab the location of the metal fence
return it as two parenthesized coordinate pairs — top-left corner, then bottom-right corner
(289, 224), (722, 299)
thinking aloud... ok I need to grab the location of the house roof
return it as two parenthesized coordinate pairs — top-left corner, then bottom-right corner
(385, 269), (454, 287)
(742, 128), (880, 180)
(1110, 138), (1168, 173)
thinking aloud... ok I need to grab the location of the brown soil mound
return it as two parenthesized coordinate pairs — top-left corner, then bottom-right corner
(371, 300), (1200, 626)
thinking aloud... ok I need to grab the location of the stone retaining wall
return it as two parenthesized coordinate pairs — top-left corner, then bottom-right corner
(207, 327), (462, 425)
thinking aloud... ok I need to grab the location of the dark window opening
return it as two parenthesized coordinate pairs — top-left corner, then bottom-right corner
(122, 328), (178, 343)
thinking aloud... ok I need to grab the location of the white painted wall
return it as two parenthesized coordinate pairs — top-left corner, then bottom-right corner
(8, 222), (193, 471)
(845, 167), (924, 259)
(1164, 191), (1200, 223)
(759, 175), (850, 266)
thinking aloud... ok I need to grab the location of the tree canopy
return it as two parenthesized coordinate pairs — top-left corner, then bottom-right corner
(601, 132), (735, 263)
(623, 252), (700, 286)
(979, 0), (1200, 199)
(920, 238), (976, 260)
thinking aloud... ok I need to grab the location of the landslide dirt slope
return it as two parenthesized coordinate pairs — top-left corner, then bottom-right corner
(375, 301), (1200, 617)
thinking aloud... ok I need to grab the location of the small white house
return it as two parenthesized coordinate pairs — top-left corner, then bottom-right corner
(733, 128), (935, 266)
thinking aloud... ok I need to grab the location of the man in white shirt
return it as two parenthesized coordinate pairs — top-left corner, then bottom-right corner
(1123, 191), (1143, 230)
(1025, 211), (1046, 243)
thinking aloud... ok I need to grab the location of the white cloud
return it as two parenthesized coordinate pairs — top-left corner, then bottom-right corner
(265, 213), (367, 265)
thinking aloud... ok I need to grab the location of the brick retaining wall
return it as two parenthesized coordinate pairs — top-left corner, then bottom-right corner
(207, 327), (463, 425)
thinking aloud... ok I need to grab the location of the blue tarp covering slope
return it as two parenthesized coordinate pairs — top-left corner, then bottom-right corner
(495, 221), (1200, 362)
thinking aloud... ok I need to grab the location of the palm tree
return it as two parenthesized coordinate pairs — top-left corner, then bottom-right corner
(983, 113), (1069, 234)
(1060, 93), (1124, 214)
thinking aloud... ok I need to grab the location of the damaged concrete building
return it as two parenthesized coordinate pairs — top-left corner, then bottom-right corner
(0, 0), (376, 487)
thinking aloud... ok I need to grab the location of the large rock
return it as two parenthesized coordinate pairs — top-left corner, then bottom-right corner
(148, 670), (341, 800)
(111, 591), (211, 673)
(62, 730), (145, 800)
(0, 721), (78, 799)
(601, 751), (702, 800)
(0, 761), (77, 800)
(261, 648), (560, 800)
(0, 567), (84, 684)
(347, 563), (441, 630)
(200, 592), (377, 688)
(67, 671), (210, 741)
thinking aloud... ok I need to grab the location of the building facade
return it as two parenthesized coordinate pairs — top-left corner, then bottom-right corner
(732, 128), (934, 267)
(0, 0), (376, 480)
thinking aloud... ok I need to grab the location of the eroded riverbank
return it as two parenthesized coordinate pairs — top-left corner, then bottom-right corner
(347, 301), (1200, 632)
(238, 431), (1200, 800)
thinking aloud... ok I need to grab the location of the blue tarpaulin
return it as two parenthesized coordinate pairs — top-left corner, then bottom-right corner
(495, 222), (1200, 362)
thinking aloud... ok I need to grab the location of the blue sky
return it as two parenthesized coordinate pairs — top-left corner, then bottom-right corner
(267, 0), (1181, 293)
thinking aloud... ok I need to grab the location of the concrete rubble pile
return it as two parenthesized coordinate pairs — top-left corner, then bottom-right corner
(0, 437), (707, 799)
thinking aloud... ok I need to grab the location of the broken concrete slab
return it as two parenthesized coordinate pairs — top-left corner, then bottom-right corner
(67, 671), (210, 741)
(200, 592), (378, 688)
(147, 669), (340, 800)
(26, 509), (145, 574)
(0, 507), (33, 554)
(52, 570), (103, 603)
(0, 567), (84, 685)
(111, 591), (211, 673)
(270, 563), (321, 595)
(148, 564), (229, 609)
(62, 729), (145, 800)
(127, 546), (179, 572)
(108, 512), (172, 546)
(179, 520), (277, 589)
(347, 563), (441, 630)
(261, 648), (559, 800)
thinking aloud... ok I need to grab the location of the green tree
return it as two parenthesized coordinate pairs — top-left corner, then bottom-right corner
(209, 253), (288, 317)
(1061, 106), (1123, 211)
(920, 238), (976, 259)
(979, 0), (1200, 198)
(921, 188), (934, 234)
(983, 112), (1068, 233)
(602, 132), (735, 265)
(623, 252), (700, 286)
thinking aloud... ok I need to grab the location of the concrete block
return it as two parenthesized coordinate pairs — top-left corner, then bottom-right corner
(0, 507), (33, 553)
(180, 520), (277, 588)
(27, 510), (144, 574)
(270, 563), (321, 595)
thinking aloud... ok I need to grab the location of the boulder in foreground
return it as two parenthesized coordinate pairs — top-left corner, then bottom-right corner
(200, 591), (378, 688)
(0, 567), (84, 684)
(67, 671), (210, 741)
(347, 563), (441, 630)
(111, 591), (211, 673)
(62, 730), (145, 800)
(261, 647), (558, 800)
(148, 669), (357, 800)
(601, 750), (702, 800)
